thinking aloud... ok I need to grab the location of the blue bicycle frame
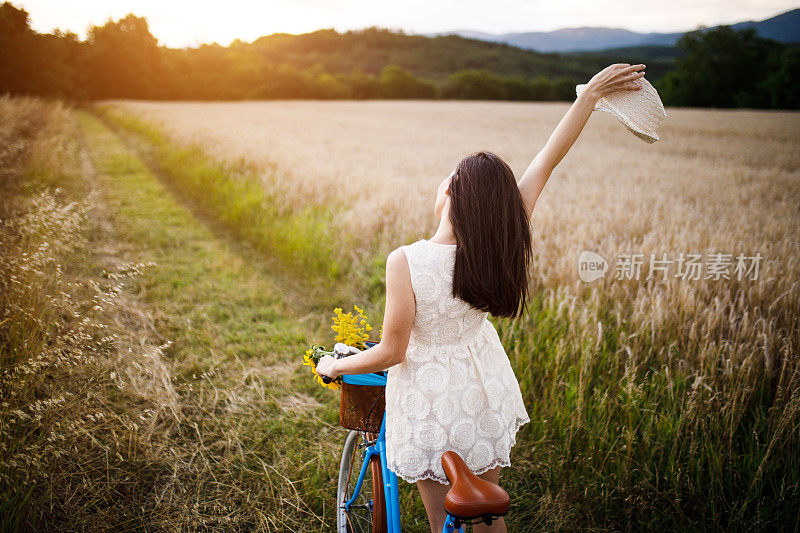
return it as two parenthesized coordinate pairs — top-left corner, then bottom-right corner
(340, 371), (466, 533)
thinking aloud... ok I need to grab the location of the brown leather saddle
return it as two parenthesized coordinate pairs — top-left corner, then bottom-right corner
(441, 450), (510, 525)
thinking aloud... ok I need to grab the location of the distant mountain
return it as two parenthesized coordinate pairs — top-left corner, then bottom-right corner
(432, 7), (800, 52)
(441, 27), (683, 53)
(727, 7), (800, 41)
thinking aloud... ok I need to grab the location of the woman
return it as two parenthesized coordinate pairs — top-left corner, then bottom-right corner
(317, 63), (646, 532)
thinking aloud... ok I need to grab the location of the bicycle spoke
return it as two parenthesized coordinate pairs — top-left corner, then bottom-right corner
(339, 431), (375, 533)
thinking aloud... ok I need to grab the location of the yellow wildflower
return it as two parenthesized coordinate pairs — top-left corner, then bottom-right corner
(302, 305), (376, 392)
(301, 344), (342, 391)
(331, 305), (373, 349)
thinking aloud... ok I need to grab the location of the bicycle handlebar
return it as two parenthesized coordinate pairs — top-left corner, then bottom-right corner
(323, 370), (387, 385)
(319, 340), (380, 385)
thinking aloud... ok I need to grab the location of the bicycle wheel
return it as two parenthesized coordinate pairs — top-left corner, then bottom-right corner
(337, 429), (387, 533)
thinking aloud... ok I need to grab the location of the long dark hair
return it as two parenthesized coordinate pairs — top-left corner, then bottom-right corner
(448, 151), (533, 319)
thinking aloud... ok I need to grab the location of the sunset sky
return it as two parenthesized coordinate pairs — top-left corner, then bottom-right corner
(16, 0), (799, 48)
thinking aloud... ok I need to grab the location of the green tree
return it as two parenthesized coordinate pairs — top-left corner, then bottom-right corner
(161, 44), (241, 100)
(441, 70), (508, 100)
(379, 65), (437, 98)
(655, 26), (780, 108)
(551, 76), (579, 101)
(256, 63), (315, 99)
(314, 72), (353, 99)
(528, 75), (555, 100)
(759, 46), (800, 110)
(347, 69), (381, 99)
(0, 3), (81, 97)
(501, 76), (534, 100)
(83, 14), (163, 99)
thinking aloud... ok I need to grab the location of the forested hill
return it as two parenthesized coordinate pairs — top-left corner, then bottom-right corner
(1, 1), (797, 108)
(0, 1), (647, 102)
(248, 28), (598, 81)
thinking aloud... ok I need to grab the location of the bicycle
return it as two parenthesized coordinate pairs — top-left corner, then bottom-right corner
(331, 342), (511, 533)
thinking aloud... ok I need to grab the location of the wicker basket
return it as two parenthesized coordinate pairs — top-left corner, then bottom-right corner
(338, 340), (385, 433)
(339, 381), (385, 433)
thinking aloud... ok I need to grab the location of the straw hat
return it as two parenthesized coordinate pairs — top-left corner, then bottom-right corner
(576, 76), (667, 143)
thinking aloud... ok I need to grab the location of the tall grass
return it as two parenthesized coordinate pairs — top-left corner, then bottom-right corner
(70, 111), (356, 530)
(2, 98), (338, 530)
(0, 96), (165, 527)
(106, 100), (800, 529)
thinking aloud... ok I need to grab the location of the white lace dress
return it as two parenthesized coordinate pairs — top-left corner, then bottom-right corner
(384, 238), (530, 485)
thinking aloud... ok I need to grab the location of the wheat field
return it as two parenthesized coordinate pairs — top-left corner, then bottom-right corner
(112, 100), (799, 265)
(112, 99), (799, 362)
(7, 96), (797, 529)
(115, 101), (800, 527)
(107, 100), (800, 526)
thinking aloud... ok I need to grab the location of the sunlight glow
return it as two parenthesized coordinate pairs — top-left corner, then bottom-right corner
(16, 0), (800, 48)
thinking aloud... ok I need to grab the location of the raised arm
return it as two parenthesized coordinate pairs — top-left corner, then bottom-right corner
(518, 63), (646, 218)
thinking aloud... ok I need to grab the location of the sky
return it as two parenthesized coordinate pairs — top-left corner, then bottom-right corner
(16, 0), (800, 48)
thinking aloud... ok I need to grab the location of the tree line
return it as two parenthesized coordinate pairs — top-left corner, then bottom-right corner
(0, 4), (580, 102)
(0, 2), (797, 107)
(657, 26), (799, 109)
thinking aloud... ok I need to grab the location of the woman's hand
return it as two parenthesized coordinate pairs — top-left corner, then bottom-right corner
(316, 354), (339, 380)
(583, 63), (646, 102)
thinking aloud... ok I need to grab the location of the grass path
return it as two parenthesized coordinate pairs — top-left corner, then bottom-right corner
(77, 110), (437, 530)
(78, 110), (350, 529)
(82, 110), (319, 363)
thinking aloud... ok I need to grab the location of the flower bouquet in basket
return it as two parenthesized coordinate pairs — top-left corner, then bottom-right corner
(302, 305), (386, 433)
(302, 305), (382, 390)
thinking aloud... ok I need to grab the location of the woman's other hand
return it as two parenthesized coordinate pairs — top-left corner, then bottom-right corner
(583, 63), (646, 101)
(316, 354), (339, 380)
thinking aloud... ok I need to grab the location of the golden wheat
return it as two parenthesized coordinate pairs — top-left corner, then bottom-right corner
(103, 99), (800, 527)
(110, 99), (799, 338)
